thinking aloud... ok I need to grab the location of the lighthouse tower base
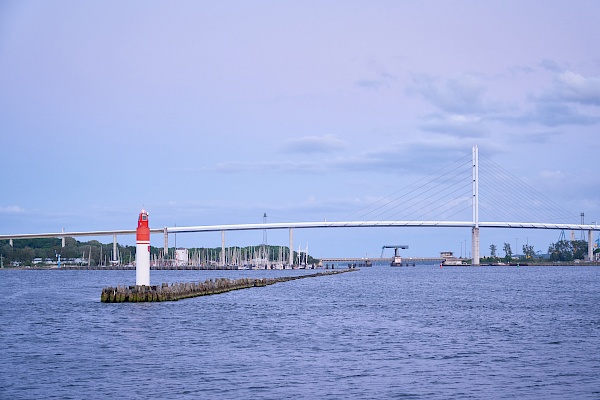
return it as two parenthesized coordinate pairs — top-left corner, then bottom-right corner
(136, 242), (150, 286)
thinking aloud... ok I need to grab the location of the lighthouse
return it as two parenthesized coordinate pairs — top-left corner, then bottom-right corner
(136, 209), (150, 286)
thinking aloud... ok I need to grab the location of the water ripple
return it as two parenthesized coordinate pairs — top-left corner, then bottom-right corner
(1, 267), (600, 398)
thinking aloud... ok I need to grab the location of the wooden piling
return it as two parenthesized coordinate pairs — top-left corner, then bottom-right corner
(100, 269), (357, 303)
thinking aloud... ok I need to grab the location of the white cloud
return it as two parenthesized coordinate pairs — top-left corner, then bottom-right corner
(199, 136), (475, 177)
(419, 113), (487, 138)
(540, 170), (566, 180)
(208, 160), (326, 174)
(550, 71), (600, 106)
(499, 71), (600, 127)
(408, 73), (488, 115)
(283, 135), (348, 154)
(0, 205), (24, 214)
(412, 69), (600, 133)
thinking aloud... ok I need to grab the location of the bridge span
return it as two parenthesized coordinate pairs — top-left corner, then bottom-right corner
(1, 220), (598, 267)
(1, 220), (597, 240)
(2, 147), (599, 265)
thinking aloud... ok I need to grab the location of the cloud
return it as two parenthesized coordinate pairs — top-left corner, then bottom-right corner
(355, 72), (395, 90)
(410, 69), (600, 135)
(0, 205), (24, 214)
(546, 71), (600, 106)
(207, 160), (326, 174)
(514, 130), (562, 144)
(283, 135), (348, 154)
(419, 113), (487, 138)
(325, 138), (476, 175)
(499, 71), (600, 127)
(531, 102), (600, 126)
(408, 73), (488, 115)
(538, 59), (566, 73)
(540, 170), (566, 180)
(197, 136), (473, 177)
(507, 65), (534, 77)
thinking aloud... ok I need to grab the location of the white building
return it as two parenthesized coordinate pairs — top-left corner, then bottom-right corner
(175, 248), (189, 266)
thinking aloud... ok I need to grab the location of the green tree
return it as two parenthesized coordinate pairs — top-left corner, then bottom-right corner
(572, 240), (588, 260)
(489, 244), (497, 258)
(1, 244), (14, 261)
(522, 244), (535, 259)
(503, 242), (512, 261)
(548, 240), (573, 261)
(18, 247), (36, 264)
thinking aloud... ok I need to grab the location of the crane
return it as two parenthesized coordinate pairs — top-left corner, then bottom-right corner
(381, 245), (409, 266)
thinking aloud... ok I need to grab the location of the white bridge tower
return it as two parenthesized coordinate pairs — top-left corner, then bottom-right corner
(472, 145), (480, 265)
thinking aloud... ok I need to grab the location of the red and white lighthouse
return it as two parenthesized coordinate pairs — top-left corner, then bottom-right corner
(136, 209), (150, 286)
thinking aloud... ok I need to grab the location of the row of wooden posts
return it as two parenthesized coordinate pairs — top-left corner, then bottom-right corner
(100, 269), (356, 303)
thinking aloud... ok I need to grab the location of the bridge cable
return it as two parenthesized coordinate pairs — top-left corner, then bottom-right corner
(342, 153), (472, 223)
(478, 155), (576, 223)
(382, 180), (473, 222)
(480, 155), (574, 221)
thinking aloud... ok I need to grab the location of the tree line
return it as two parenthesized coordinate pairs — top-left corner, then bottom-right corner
(485, 239), (596, 263)
(0, 238), (137, 266)
(2, 236), (595, 267)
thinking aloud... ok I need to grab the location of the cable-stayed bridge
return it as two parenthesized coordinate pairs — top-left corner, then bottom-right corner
(2, 146), (598, 265)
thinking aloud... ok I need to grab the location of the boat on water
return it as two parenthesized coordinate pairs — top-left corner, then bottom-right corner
(391, 254), (403, 266)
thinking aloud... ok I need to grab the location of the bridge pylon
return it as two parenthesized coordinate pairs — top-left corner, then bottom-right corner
(472, 145), (480, 265)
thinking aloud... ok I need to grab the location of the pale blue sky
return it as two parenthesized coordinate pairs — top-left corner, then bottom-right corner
(1, 1), (599, 257)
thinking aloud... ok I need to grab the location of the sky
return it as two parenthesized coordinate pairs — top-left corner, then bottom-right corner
(1, 1), (599, 258)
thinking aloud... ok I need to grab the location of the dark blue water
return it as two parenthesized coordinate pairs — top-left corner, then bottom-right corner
(1, 266), (599, 399)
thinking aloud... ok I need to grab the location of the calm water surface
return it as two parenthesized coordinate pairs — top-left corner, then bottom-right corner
(1, 266), (599, 399)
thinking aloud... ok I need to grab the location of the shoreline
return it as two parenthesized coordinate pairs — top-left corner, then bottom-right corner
(3, 262), (600, 271)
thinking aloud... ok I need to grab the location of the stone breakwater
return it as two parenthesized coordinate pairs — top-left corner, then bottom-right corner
(101, 269), (357, 303)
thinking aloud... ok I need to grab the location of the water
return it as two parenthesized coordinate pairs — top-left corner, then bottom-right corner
(1, 266), (599, 399)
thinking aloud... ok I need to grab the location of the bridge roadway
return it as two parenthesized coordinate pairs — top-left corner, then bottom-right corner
(2, 220), (598, 241)
(1, 220), (598, 266)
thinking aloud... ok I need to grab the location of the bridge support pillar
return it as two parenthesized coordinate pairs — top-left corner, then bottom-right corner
(163, 227), (168, 260)
(113, 234), (118, 263)
(289, 228), (294, 267)
(221, 230), (225, 267)
(472, 227), (480, 265)
(589, 230), (594, 261)
(61, 228), (65, 248)
(10, 238), (13, 247)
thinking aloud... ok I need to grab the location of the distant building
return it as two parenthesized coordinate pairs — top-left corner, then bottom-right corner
(440, 251), (464, 265)
(440, 251), (454, 259)
(175, 248), (189, 266)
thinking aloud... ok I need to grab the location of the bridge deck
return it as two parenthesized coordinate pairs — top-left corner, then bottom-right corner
(1, 220), (598, 241)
